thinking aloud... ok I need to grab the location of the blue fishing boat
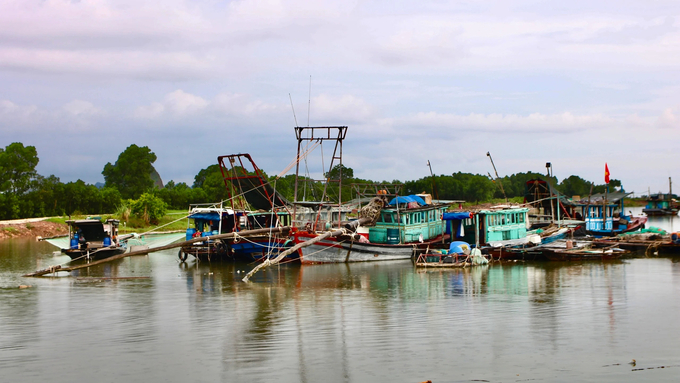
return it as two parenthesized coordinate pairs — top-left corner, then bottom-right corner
(179, 205), (294, 262)
(571, 192), (647, 237)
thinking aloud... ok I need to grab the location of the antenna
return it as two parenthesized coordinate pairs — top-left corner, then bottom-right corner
(307, 75), (311, 127)
(289, 93), (298, 126)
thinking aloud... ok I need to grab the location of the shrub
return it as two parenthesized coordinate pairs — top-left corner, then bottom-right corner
(130, 193), (167, 225)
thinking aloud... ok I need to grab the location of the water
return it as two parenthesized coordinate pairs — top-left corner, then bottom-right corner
(2, 210), (680, 382)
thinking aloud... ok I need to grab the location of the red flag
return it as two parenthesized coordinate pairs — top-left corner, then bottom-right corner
(604, 163), (610, 184)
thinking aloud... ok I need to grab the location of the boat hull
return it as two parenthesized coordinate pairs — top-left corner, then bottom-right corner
(62, 247), (126, 260)
(543, 249), (625, 261)
(180, 237), (296, 262)
(294, 231), (443, 264)
(642, 208), (679, 216)
(586, 216), (648, 237)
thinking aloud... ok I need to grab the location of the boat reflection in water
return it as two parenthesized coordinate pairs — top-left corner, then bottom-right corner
(3, 233), (678, 383)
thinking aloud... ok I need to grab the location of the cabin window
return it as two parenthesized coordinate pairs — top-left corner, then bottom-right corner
(382, 213), (394, 223)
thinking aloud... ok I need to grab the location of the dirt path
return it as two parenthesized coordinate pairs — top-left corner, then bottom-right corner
(0, 218), (68, 241)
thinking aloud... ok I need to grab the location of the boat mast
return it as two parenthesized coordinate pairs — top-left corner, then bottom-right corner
(427, 160), (439, 201)
(486, 152), (508, 203)
(293, 126), (348, 229)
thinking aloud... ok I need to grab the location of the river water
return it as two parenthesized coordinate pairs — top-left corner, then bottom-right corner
(2, 208), (680, 382)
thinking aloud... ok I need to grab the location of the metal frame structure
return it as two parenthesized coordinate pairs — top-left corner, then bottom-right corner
(293, 126), (348, 229)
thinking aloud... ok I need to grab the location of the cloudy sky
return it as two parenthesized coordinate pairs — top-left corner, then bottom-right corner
(2, 0), (679, 196)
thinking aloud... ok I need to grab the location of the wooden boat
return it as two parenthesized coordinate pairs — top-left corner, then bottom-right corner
(415, 242), (489, 267)
(178, 205), (294, 262)
(643, 179), (678, 216)
(567, 192), (647, 237)
(294, 195), (452, 264)
(279, 126), (458, 264)
(62, 218), (126, 260)
(178, 153), (297, 262)
(440, 206), (549, 260)
(593, 231), (680, 255)
(542, 245), (628, 261)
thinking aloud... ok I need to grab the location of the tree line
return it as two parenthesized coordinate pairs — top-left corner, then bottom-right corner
(0, 142), (622, 222)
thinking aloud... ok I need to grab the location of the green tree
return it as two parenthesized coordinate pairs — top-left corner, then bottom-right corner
(193, 164), (230, 203)
(325, 164), (354, 181)
(558, 175), (593, 198)
(193, 164), (221, 188)
(0, 142), (39, 195)
(102, 144), (158, 199)
(131, 192), (167, 225)
(100, 187), (123, 213)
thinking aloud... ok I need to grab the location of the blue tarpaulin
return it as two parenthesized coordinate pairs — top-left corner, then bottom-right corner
(443, 212), (471, 238)
(389, 195), (427, 206)
(443, 212), (471, 220)
(188, 212), (222, 221)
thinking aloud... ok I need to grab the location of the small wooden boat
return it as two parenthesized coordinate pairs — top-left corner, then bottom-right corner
(495, 238), (629, 261)
(415, 243), (489, 267)
(62, 218), (126, 260)
(542, 246), (628, 261)
(593, 231), (680, 255)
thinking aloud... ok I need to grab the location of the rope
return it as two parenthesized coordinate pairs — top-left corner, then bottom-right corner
(136, 213), (191, 236)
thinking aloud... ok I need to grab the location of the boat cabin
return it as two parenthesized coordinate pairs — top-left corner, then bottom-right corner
(293, 201), (353, 231)
(572, 192), (630, 232)
(443, 207), (530, 247)
(362, 195), (450, 245)
(186, 206), (291, 239)
(66, 218), (121, 250)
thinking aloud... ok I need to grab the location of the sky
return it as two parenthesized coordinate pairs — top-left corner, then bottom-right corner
(1, 0), (680, 197)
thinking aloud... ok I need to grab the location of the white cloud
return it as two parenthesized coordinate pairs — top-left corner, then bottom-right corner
(0, 99), (37, 117)
(657, 108), (679, 129)
(163, 90), (208, 116)
(135, 90), (282, 120)
(134, 102), (165, 119)
(309, 94), (376, 123)
(63, 100), (103, 117)
(383, 111), (629, 136)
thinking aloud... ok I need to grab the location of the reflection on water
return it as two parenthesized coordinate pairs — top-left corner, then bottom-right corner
(2, 236), (680, 382)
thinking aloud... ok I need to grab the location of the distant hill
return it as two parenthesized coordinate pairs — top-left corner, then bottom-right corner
(151, 166), (164, 189)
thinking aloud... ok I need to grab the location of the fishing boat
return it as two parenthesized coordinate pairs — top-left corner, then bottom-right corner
(294, 194), (452, 264)
(569, 192), (647, 236)
(61, 218), (126, 260)
(643, 179), (678, 216)
(643, 196), (679, 216)
(178, 204), (293, 262)
(177, 153), (298, 262)
(276, 126), (459, 263)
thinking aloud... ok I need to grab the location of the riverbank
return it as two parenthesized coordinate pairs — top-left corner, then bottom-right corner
(0, 219), (68, 241)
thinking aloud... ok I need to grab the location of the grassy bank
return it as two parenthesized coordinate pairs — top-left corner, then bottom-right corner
(46, 210), (189, 234)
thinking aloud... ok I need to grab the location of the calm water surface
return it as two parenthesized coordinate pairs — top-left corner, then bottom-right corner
(2, 209), (680, 382)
